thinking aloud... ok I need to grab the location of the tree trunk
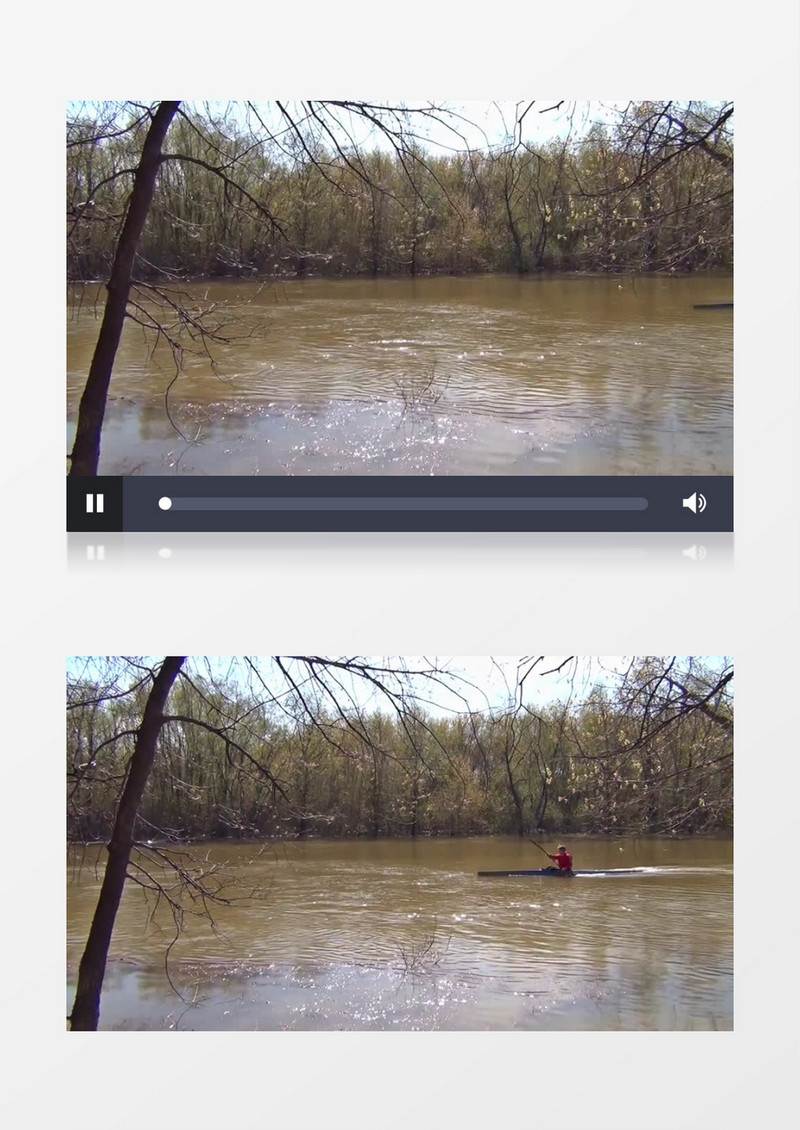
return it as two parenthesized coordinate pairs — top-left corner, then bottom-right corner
(533, 777), (549, 830)
(642, 749), (659, 832)
(69, 656), (185, 1030)
(410, 767), (420, 837)
(501, 166), (525, 276)
(502, 747), (526, 836)
(504, 194), (525, 276)
(370, 748), (382, 836)
(370, 186), (382, 277)
(642, 185), (658, 269)
(69, 102), (181, 476)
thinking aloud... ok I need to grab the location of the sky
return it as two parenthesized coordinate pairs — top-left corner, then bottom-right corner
(234, 100), (620, 152)
(67, 655), (731, 720)
(67, 99), (625, 156)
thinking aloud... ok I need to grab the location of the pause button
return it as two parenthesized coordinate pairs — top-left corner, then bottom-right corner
(68, 479), (122, 531)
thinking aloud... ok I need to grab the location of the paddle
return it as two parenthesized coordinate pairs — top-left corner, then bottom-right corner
(529, 839), (554, 865)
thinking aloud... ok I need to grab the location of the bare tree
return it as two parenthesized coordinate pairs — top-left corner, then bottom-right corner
(67, 654), (473, 1030)
(67, 100), (482, 475)
(70, 656), (186, 1029)
(571, 101), (733, 271)
(569, 657), (733, 833)
(69, 104), (181, 475)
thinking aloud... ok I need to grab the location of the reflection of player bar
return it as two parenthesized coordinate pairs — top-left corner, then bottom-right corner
(162, 496), (649, 512)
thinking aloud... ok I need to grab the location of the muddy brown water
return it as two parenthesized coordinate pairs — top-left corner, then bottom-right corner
(66, 274), (732, 476)
(67, 835), (732, 1030)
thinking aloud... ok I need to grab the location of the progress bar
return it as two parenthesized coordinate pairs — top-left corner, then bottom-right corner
(160, 496), (649, 512)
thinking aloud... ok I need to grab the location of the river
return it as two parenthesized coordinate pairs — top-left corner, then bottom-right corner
(66, 274), (732, 476)
(67, 834), (732, 1030)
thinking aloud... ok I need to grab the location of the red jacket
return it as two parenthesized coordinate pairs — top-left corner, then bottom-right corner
(550, 851), (573, 871)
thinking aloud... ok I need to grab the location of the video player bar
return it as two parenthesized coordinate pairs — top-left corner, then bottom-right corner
(67, 476), (733, 532)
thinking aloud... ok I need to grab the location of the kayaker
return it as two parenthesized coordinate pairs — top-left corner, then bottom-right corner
(547, 844), (573, 872)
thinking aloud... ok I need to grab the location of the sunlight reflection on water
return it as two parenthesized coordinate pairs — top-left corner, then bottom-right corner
(67, 274), (732, 475)
(67, 835), (732, 1030)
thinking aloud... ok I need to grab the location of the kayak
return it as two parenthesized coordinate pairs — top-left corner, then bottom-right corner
(692, 302), (733, 309)
(477, 867), (653, 877)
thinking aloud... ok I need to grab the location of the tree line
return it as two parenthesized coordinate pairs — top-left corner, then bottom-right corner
(67, 657), (732, 845)
(67, 101), (733, 283)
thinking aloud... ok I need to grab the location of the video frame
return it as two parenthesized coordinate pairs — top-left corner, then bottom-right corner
(66, 102), (733, 531)
(67, 656), (733, 1032)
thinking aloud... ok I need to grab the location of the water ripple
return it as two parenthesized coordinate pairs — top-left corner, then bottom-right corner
(67, 275), (732, 475)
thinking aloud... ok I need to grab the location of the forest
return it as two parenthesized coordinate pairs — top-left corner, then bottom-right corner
(67, 656), (733, 844)
(67, 101), (733, 281)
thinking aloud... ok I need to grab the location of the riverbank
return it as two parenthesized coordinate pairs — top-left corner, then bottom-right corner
(68, 266), (735, 287)
(68, 828), (734, 848)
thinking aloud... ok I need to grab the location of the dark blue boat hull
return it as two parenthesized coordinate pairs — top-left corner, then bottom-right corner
(477, 867), (651, 877)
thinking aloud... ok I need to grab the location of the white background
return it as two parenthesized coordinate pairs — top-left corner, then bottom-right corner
(4, 3), (800, 1127)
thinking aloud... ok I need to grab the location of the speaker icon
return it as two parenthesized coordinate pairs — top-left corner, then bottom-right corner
(682, 492), (707, 514)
